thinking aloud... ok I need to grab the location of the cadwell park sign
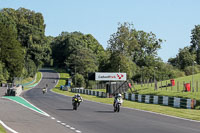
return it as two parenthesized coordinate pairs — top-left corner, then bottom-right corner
(95, 72), (127, 81)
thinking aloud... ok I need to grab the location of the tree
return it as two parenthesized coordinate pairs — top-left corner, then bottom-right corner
(108, 22), (138, 56)
(0, 20), (25, 81)
(65, 47), (98, 79)
(0, 62), (9, 83)
(107, 22), (163, 81)
(168, 47), (196, 70)
(191, 25), (200, 64)
(0, 8), (51, 77)
(52, 32), (105, 70)
(107, 52), (137, 79)
(72, 73), (86, 88)
(108, 22), (162, 67)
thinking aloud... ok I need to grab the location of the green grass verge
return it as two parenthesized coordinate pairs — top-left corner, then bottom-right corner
(132, 73), (200, 100)
(24, 72), (42, 90)
(52, 72), (200, 121)
(0, 124), (6, 133)
(93, 73), (200, 101)
(36, 72), (42, 83)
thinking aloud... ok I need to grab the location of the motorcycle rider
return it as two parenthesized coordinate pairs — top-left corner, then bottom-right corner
(72, 94), (83, 106)
(42, 86), (47, 94)
(113, 93), (123, 107)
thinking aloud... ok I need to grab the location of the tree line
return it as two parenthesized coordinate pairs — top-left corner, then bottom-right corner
(0, 8), (200, 88)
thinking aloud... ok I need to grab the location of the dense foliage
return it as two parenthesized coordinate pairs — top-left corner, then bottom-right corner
(0, 8), (52, 82)
(1, 7), (200, 86)
(168, 25), (200, 75)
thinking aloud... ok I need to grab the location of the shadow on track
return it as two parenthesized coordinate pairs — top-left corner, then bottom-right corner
(56, 109), (74, 111)
(95, 111), (114, 113)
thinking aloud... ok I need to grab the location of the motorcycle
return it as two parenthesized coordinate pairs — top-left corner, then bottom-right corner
(114, 98), (123, 112)
(42, 88), (47, 94)
(73, 98), (82, 110)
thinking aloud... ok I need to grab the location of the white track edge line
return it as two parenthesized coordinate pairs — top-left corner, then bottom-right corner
(19, 72), (50, 117)
(50, 89), (200, 123)
(3, 97), (49, 117)
(20, 71), (43, 94)
(18, 96), (50, 117)
(0, 120), (18, 133)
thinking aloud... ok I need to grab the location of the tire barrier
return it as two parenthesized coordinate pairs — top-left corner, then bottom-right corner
(124, 92), (196, 109)
(71, 88), (106, 98)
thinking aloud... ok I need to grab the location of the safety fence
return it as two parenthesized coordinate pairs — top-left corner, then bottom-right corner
(71, 88), (107, 98)
(124, 92), (196, 109)
(71, 88), (196, 109)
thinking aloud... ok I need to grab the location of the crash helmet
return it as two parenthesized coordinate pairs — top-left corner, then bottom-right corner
(77, 94), (80, 97)
(118, 93), (122, 97)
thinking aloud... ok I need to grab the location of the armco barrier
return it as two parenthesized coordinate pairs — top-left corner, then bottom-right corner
(124, 92), (196, 109)
(71, 88), (106, 98)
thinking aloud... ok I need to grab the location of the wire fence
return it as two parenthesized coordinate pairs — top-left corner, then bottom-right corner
(133, 79), (200, 92)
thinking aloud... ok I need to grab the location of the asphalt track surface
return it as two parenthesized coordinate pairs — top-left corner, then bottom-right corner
(22, 69), (200, 133)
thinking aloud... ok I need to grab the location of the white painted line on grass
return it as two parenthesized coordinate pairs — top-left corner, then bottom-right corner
(0, 120), (18, 133)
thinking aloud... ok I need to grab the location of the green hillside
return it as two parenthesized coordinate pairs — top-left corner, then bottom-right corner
(132, 73), (200, 101)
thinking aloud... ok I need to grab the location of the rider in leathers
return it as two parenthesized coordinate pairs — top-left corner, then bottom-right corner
(113, 93), (122, 107)
(72, 94), (83, 106)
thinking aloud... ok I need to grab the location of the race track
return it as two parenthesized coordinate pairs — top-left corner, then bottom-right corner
(22, 69), (200, 133)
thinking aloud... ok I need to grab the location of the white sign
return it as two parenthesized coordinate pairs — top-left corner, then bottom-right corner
(95, 72), (127, 81)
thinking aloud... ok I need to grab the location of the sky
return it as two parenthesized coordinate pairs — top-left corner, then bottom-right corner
(0, 0), (200, 62)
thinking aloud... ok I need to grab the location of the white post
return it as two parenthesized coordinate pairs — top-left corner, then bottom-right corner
(145, 95), (150, 103)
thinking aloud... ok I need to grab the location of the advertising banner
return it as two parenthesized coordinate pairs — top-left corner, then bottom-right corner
(95, 72), (127, 81)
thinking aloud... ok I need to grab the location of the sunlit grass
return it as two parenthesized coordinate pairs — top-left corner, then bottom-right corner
(0, 124), (6, 133)
(93, 73), (200, 101)
(52, 71), (200, 121)
(24, 72), (42, 90)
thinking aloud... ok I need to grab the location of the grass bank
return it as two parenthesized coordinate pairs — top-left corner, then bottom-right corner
(52, 72), (200, 121)
(92, 73), (200, 101)
(23, 72), (42, 90)
(0, 124), (6, 133)
(133, 73), (200, 100)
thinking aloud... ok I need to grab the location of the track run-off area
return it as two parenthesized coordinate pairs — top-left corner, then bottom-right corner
(1, 69), (200, 133)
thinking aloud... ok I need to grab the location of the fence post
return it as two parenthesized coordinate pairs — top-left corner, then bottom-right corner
(166, 81), (168, 91)
(177, 81), (179, 92)
(196, 81), (198, 92)
(183, 81), (185, 92)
